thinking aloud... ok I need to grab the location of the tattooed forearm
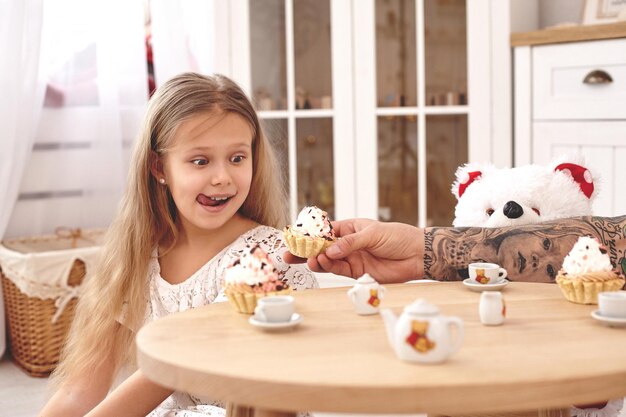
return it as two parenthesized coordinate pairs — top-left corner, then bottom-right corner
(423, 227), (434, 279)
(590, 215), (626, 274)
(422, 216), (626, 283)
(423, 227), (483, 281)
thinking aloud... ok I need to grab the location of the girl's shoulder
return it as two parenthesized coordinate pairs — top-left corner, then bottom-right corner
(220, 225), (285, 266)
(224, 225), (317, 283)
(236, 225), (319, 290)
(238, 225), (286, 252)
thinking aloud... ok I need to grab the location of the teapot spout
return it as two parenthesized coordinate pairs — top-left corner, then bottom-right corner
(379, 308), (398, 351)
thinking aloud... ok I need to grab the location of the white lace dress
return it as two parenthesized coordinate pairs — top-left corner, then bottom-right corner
(144, 225), (318, 417)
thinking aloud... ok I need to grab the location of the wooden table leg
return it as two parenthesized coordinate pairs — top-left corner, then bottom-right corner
(226, 403), (297, 417)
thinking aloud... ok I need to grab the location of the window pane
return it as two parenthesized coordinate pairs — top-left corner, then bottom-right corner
(261, 118), (289, 193)
(426, 115), (467, 226)
(376, 0), (417, 108)
(424, 0), (467, 106)
(294, 0), (333, 110)
(296, 118), (335, 217)
(378, 115), (418, 224)
(250, 0), (287, 110)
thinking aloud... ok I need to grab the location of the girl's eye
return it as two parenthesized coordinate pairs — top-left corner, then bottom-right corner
(231, 155), (245, 163)
(543, 238), (551, 250)
(191, 158), (208, 166)
(486, 208), (494, 216)
(546, 264), (556, 279)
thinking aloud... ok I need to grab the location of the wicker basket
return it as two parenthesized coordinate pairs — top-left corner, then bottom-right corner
(0, 228), (103, 377)
(1, 260), (85, 377)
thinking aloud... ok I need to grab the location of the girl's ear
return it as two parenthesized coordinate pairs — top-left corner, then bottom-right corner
(150, 151), (165, 182)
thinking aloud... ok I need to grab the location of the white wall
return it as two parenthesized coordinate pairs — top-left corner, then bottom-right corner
(539, 0), (585, 28)
(510, 0), (539, 32)
(510, 0), (586, 32)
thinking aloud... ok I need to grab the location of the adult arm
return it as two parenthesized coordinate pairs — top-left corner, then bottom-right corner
(289, 215), (626, 284)
(424, 215), (626, 282)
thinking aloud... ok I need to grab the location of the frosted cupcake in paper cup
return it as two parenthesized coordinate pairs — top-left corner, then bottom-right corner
(283, 205), (337, 258)
(223, 245), (291, 314)
(555, 236), (625, 304)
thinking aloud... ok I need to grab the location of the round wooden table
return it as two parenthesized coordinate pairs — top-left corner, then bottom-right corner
(136, 282), (626, 417)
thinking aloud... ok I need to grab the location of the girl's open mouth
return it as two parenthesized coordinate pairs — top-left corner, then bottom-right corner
(196, 194), (231, 207)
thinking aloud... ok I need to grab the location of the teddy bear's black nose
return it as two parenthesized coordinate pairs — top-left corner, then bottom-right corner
(503, 201), (523, 219)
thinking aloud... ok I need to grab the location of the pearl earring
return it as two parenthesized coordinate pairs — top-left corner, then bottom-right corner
(159, 178), (165, 184)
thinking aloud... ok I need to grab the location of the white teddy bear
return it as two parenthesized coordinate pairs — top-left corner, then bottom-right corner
(451, 155), (598, 227)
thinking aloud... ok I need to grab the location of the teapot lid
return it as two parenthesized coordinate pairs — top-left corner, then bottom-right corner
(403, 298), (439, 315)
(355, 274), (378, 284)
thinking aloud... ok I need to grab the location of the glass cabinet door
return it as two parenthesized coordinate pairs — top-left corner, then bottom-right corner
(249, 0), (288, 111)
(227, 0), (499, 226)
(240, 0), (352, 221)
(364, 0), (469, 227)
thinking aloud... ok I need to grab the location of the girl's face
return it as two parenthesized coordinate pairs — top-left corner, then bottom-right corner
(159, 111), (254, 235)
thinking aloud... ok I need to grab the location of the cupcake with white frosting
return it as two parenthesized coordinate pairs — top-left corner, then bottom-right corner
(223, 245), (291, 314)
(555, 236), (624, 304)
(283, 206), (337, 258)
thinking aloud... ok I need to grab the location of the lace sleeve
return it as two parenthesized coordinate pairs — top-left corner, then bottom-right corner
(246, 226), (319, 291)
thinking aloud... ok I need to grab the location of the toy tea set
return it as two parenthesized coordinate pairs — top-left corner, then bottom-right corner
(246, 265), (511, 362)
(347, 272), (505, 364)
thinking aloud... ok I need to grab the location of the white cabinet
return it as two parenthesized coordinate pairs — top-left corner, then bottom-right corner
(513, 25), (626, 217)
(220, 0), (510, 226)
(532, 121), (626, 216)
(533, 39), (626, 120)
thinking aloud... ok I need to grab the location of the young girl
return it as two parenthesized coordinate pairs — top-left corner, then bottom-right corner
(40, 72), (317, 417)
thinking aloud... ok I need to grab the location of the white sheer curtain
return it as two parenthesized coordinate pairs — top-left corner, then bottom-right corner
(4, 0), (148, 237)
(0, 0), (45, 358)
(1, 0), (148, 356)
(150, 0), (215, 86)
(0, 0), (45, 238)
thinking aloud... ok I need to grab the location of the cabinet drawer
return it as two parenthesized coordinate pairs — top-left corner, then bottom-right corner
(532, 121), (626, 217)
(533, 38), (626, 120)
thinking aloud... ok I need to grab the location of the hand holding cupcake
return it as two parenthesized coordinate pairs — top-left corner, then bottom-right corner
(283, 206), (337, 258)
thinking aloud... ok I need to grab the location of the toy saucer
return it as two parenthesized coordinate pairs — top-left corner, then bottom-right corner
(463, 278), (509, 292)
(249, 313), (302, 330)
(591, 310), (626, 328)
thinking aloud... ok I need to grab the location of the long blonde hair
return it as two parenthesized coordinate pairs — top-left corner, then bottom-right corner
(53, 73), (288, 385)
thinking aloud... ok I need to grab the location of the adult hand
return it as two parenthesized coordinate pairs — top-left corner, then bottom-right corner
(284, 218), (424, 284)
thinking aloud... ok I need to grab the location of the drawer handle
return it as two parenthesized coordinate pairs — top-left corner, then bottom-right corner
(583, 69), (613, 84)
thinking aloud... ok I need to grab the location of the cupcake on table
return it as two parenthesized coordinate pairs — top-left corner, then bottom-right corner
(223, 245), (291, 314)
(283, 205), (337, 258)
(556, 236), (625, 304)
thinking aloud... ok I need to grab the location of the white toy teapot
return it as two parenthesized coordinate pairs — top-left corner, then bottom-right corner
(347, 274), (385, 315)
(380, 299), (464, 364)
